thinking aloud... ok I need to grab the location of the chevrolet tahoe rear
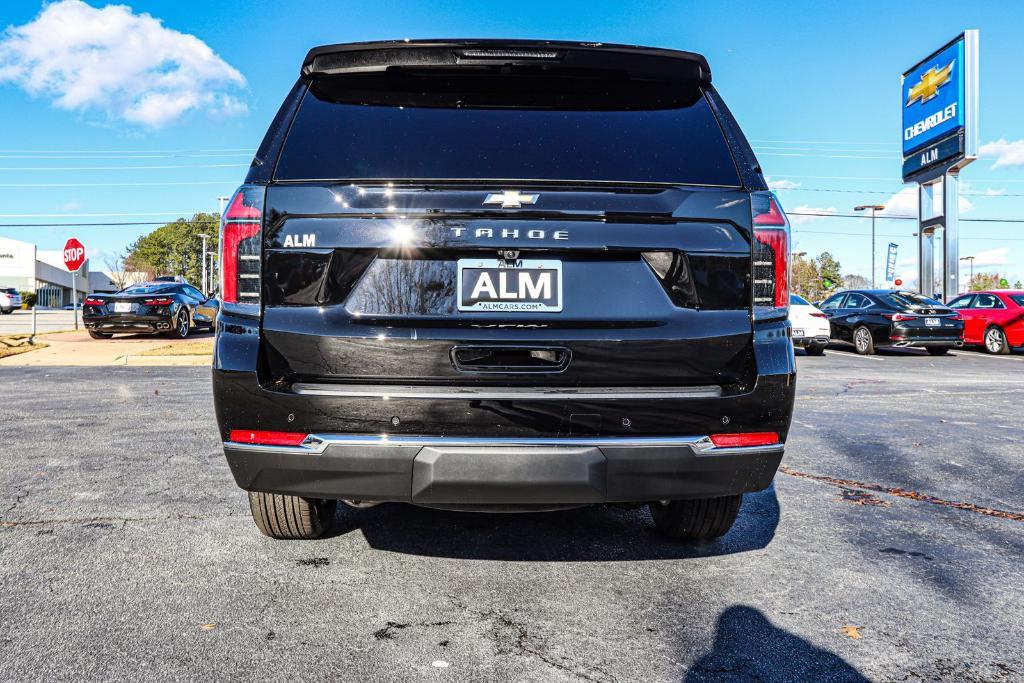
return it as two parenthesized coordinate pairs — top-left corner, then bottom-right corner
(213, 39), (796, 540)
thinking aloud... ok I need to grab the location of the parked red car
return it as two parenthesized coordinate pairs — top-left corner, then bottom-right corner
(947, 290), (1024, 354)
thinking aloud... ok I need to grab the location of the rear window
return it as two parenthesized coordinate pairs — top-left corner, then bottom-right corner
(789, 294), (810, 306)
(275, 74), (741, 186)
(882, 292), (942, 309)
(120, 284), (174, 295)
(1010, 295), (1024, 307)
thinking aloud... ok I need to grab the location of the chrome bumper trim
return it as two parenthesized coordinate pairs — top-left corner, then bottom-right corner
(289, 383), (722, 401)
(224, 434), (784, 457)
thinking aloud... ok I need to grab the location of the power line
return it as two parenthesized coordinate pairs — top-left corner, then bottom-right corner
(0, 148), (254, 154)
(0, 163), (248, 171)
(774, 186), (1024, 198)
(0, 153), (252, 160)
(748, 138), (898, 147)
(0, 180), (239, 188)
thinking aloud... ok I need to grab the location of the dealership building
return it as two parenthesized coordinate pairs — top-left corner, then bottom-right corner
(0, 236), (91, 308)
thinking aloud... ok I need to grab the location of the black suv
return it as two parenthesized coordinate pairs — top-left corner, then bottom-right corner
(214, 39), (795, 540)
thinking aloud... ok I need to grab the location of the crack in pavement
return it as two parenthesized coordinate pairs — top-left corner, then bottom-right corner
(779, 466), (1024, 522)
(0, 511), (246, 528)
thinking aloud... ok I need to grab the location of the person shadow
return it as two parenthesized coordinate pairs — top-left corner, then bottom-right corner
(327, 483), (782, 562)
(684, 605), (869, 682)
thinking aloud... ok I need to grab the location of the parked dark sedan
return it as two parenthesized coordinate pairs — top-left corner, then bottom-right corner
(83, 281), (218, 339)
(818, 290), (963, 355)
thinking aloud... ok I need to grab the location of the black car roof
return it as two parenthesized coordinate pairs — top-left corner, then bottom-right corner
(301, 39), (711, 84)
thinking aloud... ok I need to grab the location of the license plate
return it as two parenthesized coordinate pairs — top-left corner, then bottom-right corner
(793, 329), (804, 337)
(113, 302), (132, 313)
(925, 317), (939, 326)
(457, 259), (562, 312)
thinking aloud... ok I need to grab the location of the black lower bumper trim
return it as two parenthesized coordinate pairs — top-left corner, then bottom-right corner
(223, 441), (783, 505)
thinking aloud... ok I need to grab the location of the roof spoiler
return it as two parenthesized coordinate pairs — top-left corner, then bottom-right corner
(301, 39), (711, 84)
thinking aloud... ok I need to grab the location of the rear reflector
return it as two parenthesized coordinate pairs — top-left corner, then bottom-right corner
(83, 298), (104, 306)
(143, 298), (173, 306)
(709, 432), (780, 448)
(229, 430), (308, 447)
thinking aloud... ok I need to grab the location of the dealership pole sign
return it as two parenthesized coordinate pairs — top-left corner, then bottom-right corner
(902, 31), (978, 182)
(885, 243), (898, 282)
(902, 31), (978, 302)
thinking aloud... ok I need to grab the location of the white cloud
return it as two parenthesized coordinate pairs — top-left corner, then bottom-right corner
(57, 200), (81, 212)
(789, 205), (837, 225)
(878, 187), (973, 218)
(979, 139), (1024, 169)
(0, 0), (246, 127)
(983, 187), (1006, 196)
(966, 247), (1011, 269)
(766, 177), (801, 190)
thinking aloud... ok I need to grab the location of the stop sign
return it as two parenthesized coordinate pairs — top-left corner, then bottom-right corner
(63, 237), (86, 272)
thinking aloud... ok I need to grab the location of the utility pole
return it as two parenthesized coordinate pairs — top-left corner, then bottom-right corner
(854, 204), (886, 288)
(217, 195), (230, 217)
(959, 255), (975, 293)
(198, 233), (210, 294)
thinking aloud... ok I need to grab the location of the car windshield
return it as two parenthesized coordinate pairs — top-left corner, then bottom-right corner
(119, 284), (174, 295)
(882, 292), (943, 309)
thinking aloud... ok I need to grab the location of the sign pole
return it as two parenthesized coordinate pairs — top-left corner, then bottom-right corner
(944, 172), (960, 300)
(72, 269), (78, 330)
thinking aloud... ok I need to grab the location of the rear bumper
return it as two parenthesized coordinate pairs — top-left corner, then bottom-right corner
(793, 334), (829, 347)
(84, 314), (173, 334)
(223, 435), (784, 505)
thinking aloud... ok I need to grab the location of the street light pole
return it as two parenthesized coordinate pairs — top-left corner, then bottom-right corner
(855, 205), (886, 288)
(959, 255), (975, 293)
(198, 233), (210, 294)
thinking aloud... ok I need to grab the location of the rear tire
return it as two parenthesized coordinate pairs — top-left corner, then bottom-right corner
(804, 342), (826, 356)
(648, 495), (742, 541)
(0, 308), (12, 315)
(926, 346), (950, 356)
(167, 308), (190, 339)
(248, 492), (336, 540)
(88, 330), (112, 339)
(853, 326), (875, 355)
(983, 326), (1010, 355)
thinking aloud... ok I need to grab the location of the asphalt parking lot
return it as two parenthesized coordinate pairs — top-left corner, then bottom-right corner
(1, 347), (1022, 681)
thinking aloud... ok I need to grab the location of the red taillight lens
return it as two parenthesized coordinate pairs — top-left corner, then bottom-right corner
(709, 432), (780, 448)
(220, 186), (264, 314)
(229, 430), (308, 446)
(752, 193), (791, 320)
(143, 298), (173, 306)
(83, 297), (104, 306)
(810, 312), (827, 318)
(884, 313), (917, 321)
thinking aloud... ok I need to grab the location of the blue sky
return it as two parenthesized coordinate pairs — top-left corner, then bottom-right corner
(1, 0), (1023, 288)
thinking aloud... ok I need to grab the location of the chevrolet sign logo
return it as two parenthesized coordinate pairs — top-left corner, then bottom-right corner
(906, 61), (954, 106)
(483, 190), (539, 208)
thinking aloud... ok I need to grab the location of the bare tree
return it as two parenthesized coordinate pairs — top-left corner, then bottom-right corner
(104, 252), (133, 291)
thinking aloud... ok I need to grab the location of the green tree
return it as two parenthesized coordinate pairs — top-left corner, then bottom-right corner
(791, 253), (821, 301)
(843, 274), (870, 290)
(969, 272), (1000, 292)
(815, 252), (842, 291)
(1015, 280), (1022, 289)
(125, 213), (219, 288)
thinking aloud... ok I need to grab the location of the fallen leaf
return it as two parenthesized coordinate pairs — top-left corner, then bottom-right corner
(200, 623), (217, 631)
(839, 625), (862, 640)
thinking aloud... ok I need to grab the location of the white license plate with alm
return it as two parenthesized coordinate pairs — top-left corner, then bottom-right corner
(457, 259), (562, 312)
(793, 329), (805, 337)
(113, 302), (132, 313)
(925, 317), (940, 326)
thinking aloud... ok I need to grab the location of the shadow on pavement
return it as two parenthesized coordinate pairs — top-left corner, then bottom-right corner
(326, 483), (781, 562)
(684, 605), (869, 682)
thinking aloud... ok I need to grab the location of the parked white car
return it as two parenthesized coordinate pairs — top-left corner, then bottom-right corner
(789, 293), (830, 355)
(0, 288), (21, 314)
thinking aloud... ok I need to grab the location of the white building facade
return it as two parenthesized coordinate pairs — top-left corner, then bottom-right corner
(0, 236), (90, 308)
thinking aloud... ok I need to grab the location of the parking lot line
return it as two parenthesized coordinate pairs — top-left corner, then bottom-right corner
(950, 351), (1024, 362)
(825, 349), (884, 361)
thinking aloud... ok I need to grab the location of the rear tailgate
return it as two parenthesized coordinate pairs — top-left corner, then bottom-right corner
(260, 183), (754, 388)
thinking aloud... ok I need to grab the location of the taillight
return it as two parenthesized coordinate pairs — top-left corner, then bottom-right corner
(752, 192), (790, 321)
(83, 297), (104, 306)
(709, 432), (780, 448)
(220, 185), (264, 315)
(810, 312), (827, 318)
(229, 430), (308, 446)
(143, 298), (173, 306)
(883, 313), (917, 321)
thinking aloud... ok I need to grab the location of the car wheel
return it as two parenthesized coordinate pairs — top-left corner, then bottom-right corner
(171, 308), (190, 339)
(248, 492), (337, 540)
(926, 346), (950, 356)
(804, 342), (826, 356)
(983, 326), (1010, 355)
(0, 308), (12, 315)
(853, 326), (875, 355)
(87, 330), (112, 339)
(648, 495), (742, 541)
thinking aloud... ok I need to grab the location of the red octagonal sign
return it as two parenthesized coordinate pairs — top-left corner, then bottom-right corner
(63, 237), (86, 272)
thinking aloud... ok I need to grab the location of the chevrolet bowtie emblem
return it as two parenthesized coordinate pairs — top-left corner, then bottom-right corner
(906, 60), (954, 106)
(483, 190), (539, 208)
